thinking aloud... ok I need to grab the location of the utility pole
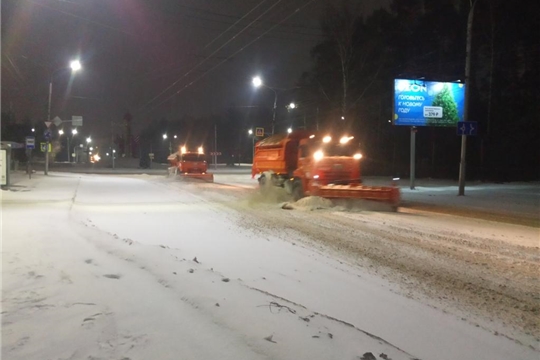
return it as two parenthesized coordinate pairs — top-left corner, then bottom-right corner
(45, 81), (52, 175)
(458, 0), (478, 196)
(214, 123), (218, 170)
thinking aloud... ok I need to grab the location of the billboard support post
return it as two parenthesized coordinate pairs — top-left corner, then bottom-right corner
(458, 0), (477, 196)
(410, 127), (416, 190)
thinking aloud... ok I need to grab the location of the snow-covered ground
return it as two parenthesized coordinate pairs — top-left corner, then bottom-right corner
(2, 172), (539, 360)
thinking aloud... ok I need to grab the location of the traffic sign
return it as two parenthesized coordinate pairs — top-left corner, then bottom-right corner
(25, 136), (35, 149)
(255, 127), (264, 137)
(72, 116), (83, 126)
(52, 116), (62, 126)
(44, 121), (52, 128)
(457, 121), (478, 136)
(40, 143), (52, 152)
(44, 129), (52, 141)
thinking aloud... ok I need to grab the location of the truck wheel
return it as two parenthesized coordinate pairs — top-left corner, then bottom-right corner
(292, 182), (304, 201)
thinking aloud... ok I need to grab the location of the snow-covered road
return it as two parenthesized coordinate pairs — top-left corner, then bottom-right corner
(2, 173), (539, 360)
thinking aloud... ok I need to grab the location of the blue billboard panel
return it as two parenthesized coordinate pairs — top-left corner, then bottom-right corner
(393, 79), (465, 127)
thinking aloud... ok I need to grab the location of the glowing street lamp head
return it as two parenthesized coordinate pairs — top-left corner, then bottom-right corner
(72, 128), (78, 135)
(252, 76), (262, 88)
(163, 134), (168, 140)
(289, 102), (296, 109)
(58, 129), (64, 135)
(287, 127), (292, 134)
(86, 137), (91, 143)
(31, 128), (35, 132)
(70, 60), (82, 72)
(174, 135), (177, 139)
(248, 129), (253, 135)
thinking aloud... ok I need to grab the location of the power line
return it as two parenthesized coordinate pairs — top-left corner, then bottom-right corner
(147, 0), (317, 113)
(138, 0), (283, 112)
(203, 0), (269, 49)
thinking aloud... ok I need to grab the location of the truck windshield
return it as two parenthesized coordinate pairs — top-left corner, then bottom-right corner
(182, 154), (204, 161)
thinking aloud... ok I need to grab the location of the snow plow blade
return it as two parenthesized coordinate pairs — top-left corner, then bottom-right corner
(178, 173), (214, 182)
(315, 184), (400, 206)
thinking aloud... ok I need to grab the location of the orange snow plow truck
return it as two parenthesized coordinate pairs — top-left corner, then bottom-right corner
(252, 130), (400, 207)
(167, 146), (214, 182)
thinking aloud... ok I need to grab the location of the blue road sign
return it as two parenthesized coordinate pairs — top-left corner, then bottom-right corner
(25, 136), (35, 149)
(457, 121), (478, 136)
(44, 129), (52, 141)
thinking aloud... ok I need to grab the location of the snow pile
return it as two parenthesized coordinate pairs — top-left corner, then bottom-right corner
(282, 196), (334, 211)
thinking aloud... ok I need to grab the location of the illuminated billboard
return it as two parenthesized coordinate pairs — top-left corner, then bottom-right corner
(393, 79), (465, 127)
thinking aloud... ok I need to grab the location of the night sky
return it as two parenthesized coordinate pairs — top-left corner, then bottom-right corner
(1, 0), (390, 140)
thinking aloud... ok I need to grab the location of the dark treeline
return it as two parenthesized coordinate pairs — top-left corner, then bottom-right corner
(137, 104), (274, 165)
(295, 0), (539, 181)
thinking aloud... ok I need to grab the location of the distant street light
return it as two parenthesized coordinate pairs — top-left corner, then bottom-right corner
(289, 102), (296, 109)
(89, 147), (94, 151)
(252, 76), (262, 88)
(248, 129), (253, 135)
(70, 60), (82, 71)
(86, 137), (92, 143)
(163, 134), (171, 153)
(174, 135), (177, 139)
(252, 75), (278, 135)
(31, 128), (35, 132)
(45, 59), (82, 174)
(287, 127), (293, 134)
(58, 128), (78, 162)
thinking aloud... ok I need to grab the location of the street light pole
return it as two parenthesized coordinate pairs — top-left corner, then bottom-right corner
(271, 89), (277, 136)
(252, 76), (281, 136)
(67, 135), (70, 163)
(45, 60), (82, 175)
(45, 78), (53, 175)
(458, 0), (478, 196)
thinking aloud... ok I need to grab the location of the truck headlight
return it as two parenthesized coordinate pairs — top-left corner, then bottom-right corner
(314, 150), (324, 161)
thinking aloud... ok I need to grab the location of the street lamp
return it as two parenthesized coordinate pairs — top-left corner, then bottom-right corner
(45, 59), (82, 174)
(287, 127), (293, 134)
(58, 128), (78, 162)
(86, 137), (91, 143)
(163, 134), (171, 153)
(31, 128), (35, 132)
(252, 76), (278, 135)
(288, 102), (296, 109)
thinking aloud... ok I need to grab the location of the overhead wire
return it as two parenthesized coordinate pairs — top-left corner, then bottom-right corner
(203, 0), (269, 49)
(146, 0), (318, 114)
(138, 0), (283, 112)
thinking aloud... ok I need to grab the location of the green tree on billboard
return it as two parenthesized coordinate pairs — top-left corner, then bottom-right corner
(427, 84), (459, 126)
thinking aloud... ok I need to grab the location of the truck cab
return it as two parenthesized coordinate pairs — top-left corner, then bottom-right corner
(167, 146), (214, 182)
